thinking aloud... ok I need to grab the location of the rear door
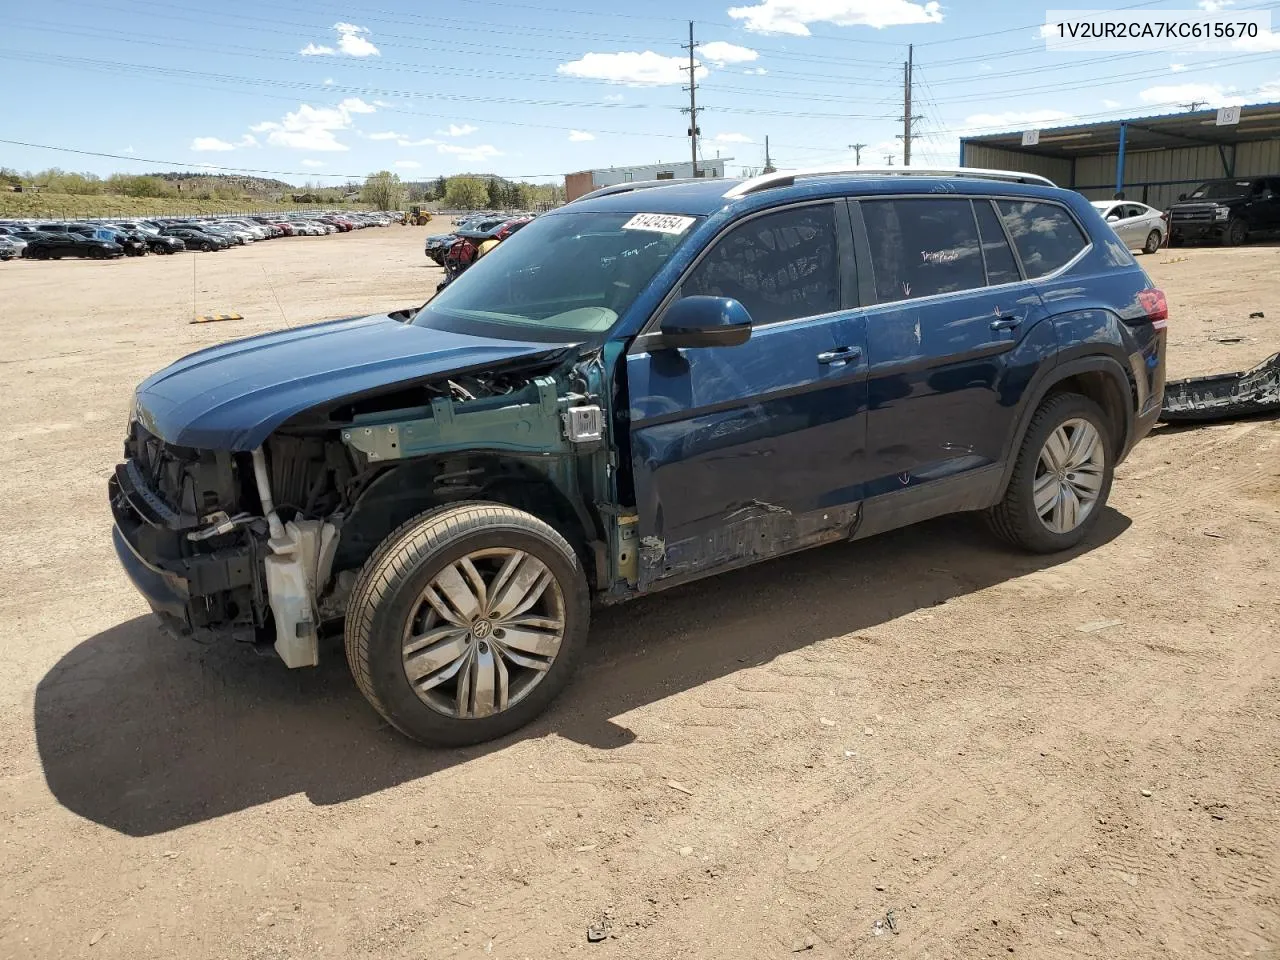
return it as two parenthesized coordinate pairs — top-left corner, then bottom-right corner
(626, 200), (869, 587)
(854, 196), (1050, 501)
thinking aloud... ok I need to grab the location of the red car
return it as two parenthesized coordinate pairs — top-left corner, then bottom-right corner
(268, 222), (296, 237)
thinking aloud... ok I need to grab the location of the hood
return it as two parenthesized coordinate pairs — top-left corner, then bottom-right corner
(134, 313), (576, 451)
(1171, 195), (1246, 208)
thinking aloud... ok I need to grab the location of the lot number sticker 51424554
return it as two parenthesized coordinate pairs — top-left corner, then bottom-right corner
(621, 213), (697, 235)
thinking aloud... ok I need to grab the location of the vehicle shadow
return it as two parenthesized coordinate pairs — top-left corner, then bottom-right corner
(35, 510), (1131, 836)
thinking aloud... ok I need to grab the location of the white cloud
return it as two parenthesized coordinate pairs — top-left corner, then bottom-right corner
(1198, 0), (1232, 9)
(373, 99), (391, 107)
(302, 159), (325, 168)
(569, 130), (596, 142)
(191, 136), (236, 152)
(1103, 98), (1122, 108)
(1138, 82), (1242, 107)
(302, 22), (379, 58)
(398, 137), (440, 147)
(323, 77), (335, 85)
(727, 0), (942, 35)
(395, 160), (422, 169)
(367, 130), (404, 141)
(1170, 63), (1187, 72)
(603, 93), (625, 102)
(558, 50), (706, 86)
(121, 145), (135, 154)
(743, 66), (768, 75)
(437, 143), (502, 163)
(249, 97), (377, 151)
(700, 41), (759, 66)
(952, 109), (1076, 140)
(196, 163), (219, 169)
(437, 123), (478, 137)
(1231, 31), (1280, 51)
(710, 132), (754, 143)
(333, 22), (379, 57)
(237, 134), (258, 148)
(978, 63), (993, 72)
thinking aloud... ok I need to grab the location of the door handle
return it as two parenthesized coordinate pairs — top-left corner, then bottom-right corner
(817, 346), (862, 365)
(990, 315), (1022, 331)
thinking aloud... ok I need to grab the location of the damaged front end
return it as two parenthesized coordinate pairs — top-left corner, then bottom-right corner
(110, 346), (616, 667)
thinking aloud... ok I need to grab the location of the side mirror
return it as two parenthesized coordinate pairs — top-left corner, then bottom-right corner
(1107, 213), (1121, 221)
(1178, 193), (1187, 201)
(656, 296), (752, 350)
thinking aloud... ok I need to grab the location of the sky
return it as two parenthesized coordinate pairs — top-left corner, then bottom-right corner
(2, 0), (1279, 185)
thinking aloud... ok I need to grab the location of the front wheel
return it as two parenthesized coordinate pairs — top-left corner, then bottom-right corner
(200, 241), (212, 252)
(1224, 218), (1248, 247)
(344, 503), (590, 746)
(986, 392), (1114, 553)
(1143, 230), (1162, 254)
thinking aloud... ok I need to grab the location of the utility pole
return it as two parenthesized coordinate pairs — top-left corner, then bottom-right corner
(902, 43), (914, 167)
(1179, 99), (1208, 112)
(885, 154), (895, 166)
(681, 22), (701, 178)
(763, 135), (776, 174)
(848, 143), (866, 166)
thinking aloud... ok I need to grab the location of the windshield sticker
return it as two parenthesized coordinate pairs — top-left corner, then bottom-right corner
(622, 213), (696, 235)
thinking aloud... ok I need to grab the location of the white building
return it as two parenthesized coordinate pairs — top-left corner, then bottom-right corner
(565, 158), (731, 201)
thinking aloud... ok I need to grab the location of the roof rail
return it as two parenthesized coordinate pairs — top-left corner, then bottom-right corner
(723, 165), (1056, 199)
(567, 179), (685, 205)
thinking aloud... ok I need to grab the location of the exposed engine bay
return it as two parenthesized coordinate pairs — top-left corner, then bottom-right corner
(110, 348), (611, 668)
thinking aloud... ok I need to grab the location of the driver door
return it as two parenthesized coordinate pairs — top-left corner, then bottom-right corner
(625, 201), (869, 589)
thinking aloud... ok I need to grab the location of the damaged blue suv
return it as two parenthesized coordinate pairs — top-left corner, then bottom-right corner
(111, 167), (1167, 745)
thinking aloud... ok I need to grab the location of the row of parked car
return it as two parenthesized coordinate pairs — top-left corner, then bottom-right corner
(423, 212), (536, 266)
(0, 211), (399, 261)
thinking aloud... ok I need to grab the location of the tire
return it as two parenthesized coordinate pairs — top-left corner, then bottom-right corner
(986, 392), (1114, 554)
(200, 241), (212, 252)
(1224, 218), (1248, 247)
(344, 502), (590, 746)
(1143, 230), (1161, 255)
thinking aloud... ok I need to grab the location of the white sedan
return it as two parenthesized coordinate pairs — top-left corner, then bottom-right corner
(1092, 200), (1167, 254)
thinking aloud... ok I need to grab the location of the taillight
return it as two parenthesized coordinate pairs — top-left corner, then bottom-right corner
(1139, 288), (1168, 330)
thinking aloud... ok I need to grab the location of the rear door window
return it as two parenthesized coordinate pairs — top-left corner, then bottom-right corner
(861, 198), (986, 303)
(972, 200), (1021, 285)
(995, 201), (1089, 279)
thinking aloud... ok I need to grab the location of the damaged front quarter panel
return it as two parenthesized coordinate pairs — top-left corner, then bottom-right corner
(340, 375), (575, 462)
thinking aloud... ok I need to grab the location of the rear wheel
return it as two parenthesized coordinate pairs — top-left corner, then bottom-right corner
(986, 392), (1114, 553)
(1143, 230), (1162, 254)
(1224, 218), (1248, 247)
(345, 503), (590, 746)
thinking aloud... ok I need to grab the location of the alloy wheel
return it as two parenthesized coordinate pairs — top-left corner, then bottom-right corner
(401, 547), (566, 719)
(1033, 418), (1106, 534)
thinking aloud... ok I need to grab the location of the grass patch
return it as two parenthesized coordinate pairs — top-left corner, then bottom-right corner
(0, 192), (371, 220)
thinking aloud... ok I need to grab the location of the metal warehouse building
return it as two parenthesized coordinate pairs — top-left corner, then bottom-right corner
(959, 101), (1280, 211)
(564, 158), (731, 202)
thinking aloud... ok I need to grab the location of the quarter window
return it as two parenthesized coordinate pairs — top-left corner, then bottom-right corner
(681, 204), (841, 325)
(862, 198), (986, 303)
(995, 200), (1088, 279)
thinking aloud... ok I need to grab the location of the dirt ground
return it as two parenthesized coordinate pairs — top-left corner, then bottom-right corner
(0, 227), (1277, 960)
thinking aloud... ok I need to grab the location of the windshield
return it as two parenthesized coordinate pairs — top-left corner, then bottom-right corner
(413, 210), (700, 341)
(1188, 180), (1252, 200)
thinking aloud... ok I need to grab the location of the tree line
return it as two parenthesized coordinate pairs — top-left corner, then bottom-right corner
(361, 171), (564, 211)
